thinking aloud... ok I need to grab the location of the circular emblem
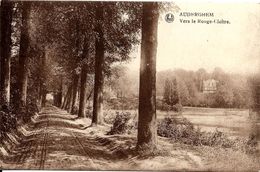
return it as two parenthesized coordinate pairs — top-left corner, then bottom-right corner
(165, 13), (174, 23)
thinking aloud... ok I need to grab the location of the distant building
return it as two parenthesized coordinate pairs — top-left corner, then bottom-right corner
(202, 79), (218, 93)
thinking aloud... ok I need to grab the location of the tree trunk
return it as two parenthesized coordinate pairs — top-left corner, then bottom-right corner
(38, 80), (42, 105)
(78, 64), (88, 118)
(65, 87), (72, 110)
(70, 74), (79, 113)
(57, 77), (63, 107)
(137, 2), (159, 150)
(87, 88), (94, 101)
(40, 51), (47, 108)
(0, 0), (13, 106)
(38, 82), (43, 108)
(17, 1), (31, 109)
(53, 93), (57, 106)
(61, 85), (71, 109)
(41, 90), (47, 107)
(92, 5), (105, 125)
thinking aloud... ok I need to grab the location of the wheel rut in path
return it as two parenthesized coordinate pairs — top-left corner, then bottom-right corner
(2, 106), (139, 170)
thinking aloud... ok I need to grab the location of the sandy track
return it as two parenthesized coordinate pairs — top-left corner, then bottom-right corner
(1, 106), (210, 170)
(63, 122), (97, 170)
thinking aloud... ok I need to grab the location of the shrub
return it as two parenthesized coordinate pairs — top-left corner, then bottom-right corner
(0, 111), (17, 141)
(157, 116), (258, 153)
(158, 117), (200, 145)
(0, 102), (39, 143)
(20, 102), (39, 123)
(107, 112), (136, 135)
(26, 103), (38, 122)
(103, 110), (117, 124)
(171, 103), (183, 112)
(157, 100), (182, 112)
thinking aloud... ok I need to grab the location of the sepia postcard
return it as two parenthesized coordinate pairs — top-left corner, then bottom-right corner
(0, 0), (259, 171)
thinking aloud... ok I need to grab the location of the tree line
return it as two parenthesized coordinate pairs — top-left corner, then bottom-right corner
(159, 68), (254, 109)
(107, 67), (254, 109)
(0, 1), (174, 150)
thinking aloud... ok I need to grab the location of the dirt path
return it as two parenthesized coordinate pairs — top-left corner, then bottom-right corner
(1, 106), (207, 170)
(1, 107), (94, 170)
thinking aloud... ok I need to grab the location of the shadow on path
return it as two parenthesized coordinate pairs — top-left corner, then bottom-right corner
(1, 106), (137, 170)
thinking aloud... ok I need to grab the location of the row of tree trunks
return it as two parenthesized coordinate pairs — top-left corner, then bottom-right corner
(16, 1), (32, 110)
(58, 2), (159, 152)
(61, 85), (71, 109)
(0, 0), (13, 107)
(59, 4), (104, 123)
(92, 4), (105, 125)
(58, 3), (159, 152)
(60, 77), (78, 112)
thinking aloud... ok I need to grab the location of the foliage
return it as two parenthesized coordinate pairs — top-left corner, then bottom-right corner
(213, 82), (234, 108)
(157, 68), (253, 108)
(107, 111), (136, 135)
(103, 110), (116, 124)
(163, 78), (179, 106)
(0, 110), (17, 141)
(157, 116), (258, 153)
(106, 66), (253, 110)
(157, 100), (182, 112)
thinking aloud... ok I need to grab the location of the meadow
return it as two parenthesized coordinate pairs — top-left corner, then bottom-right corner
(103, 107), (257, 138)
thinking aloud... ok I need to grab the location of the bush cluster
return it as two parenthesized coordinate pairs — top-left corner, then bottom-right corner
(20, 102), (39, 123)
(157, 116), (258, 153)
(157, 101), (182, 112)
(103, 110), (117, 124)
(107, 112), (136, 135)
(0, 102), (39, 142)
(0, 111), (17, 139)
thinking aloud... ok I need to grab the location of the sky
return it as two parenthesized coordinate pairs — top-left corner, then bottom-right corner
(126, 3), (260, 74)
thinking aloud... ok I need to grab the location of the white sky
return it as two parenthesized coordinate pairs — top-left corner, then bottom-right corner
(127, 3), (260, 74)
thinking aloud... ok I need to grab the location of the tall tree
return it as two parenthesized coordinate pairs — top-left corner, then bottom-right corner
(40, 50), (47, 107)
(92, 4), (105, 125)
(17, 1), (32, 109)
(163, 78), (179, 106)
(0, 0), (13, 106)
(78, 63), (88, 118)
(78, 37), (93, 118)
(137, 2), (159, 150)
(91, 2), (142, 125)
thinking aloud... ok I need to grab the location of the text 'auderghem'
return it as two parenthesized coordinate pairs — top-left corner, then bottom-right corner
(179, 12), (214, 17)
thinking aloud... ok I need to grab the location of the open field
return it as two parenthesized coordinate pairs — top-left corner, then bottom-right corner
(172, 107), (253, 137)
(104, 107), (258, 138)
